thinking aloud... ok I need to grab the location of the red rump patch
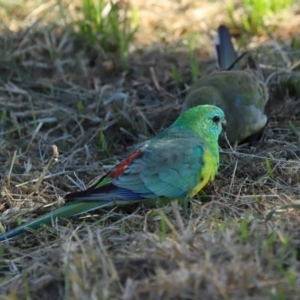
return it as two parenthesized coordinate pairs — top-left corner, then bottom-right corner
(109, 149), (143, 177)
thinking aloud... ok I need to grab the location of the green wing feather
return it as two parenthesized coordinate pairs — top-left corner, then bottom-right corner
(0, 202), (113, 241)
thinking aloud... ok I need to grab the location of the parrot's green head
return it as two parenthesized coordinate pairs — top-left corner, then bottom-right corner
(174, 105), (226, 141)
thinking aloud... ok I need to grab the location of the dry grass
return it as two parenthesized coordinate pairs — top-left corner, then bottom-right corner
(0, 0), (300, 299)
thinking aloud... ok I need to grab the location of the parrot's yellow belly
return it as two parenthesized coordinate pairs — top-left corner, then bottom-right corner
(190, 148), (218, 197)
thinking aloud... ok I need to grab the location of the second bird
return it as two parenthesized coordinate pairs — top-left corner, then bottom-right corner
(183, 25), (269, 145)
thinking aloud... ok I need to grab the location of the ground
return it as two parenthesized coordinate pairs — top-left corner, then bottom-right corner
(0, 0), (300, 299)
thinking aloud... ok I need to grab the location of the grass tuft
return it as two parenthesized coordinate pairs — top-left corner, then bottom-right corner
(75, 0), (138, 69)
(226, 0), (295, 34)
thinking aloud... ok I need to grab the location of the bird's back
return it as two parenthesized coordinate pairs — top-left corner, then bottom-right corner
(184, 71), (268, 143)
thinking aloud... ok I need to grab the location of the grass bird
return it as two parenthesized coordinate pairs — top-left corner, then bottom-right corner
(183, 25), (269, 145)
(0, 105), (225, 241)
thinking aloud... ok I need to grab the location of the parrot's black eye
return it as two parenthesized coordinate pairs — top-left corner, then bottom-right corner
(212, 116), (220, 123)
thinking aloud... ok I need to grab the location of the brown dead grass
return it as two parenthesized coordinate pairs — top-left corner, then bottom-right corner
(0, 0), (300, 299)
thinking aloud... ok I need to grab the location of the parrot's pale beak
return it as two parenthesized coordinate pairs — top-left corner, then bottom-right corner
(222, 119), (227, 131)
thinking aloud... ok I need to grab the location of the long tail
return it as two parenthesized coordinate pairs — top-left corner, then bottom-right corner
(0, 201), (111, 241)
(0, 179), (148, 241)
(214, 25), (239, 71)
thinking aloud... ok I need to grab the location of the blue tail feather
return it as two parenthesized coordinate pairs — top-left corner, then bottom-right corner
(65, 183), (148, 202)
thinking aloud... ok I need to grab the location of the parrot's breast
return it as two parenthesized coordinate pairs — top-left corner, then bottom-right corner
(190, 147), (218, 197)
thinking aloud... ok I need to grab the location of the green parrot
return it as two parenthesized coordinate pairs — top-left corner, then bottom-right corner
(183, 25), (269, 144)
(0, 105), (225, 241)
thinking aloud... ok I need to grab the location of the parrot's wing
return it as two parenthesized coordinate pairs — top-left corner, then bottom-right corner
(117, 132), (205, 198)
(73, 128), (207, 201)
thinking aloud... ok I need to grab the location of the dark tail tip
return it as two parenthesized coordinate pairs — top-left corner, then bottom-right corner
(64, 189), (91, 203)
(64, 182), (116, 203)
